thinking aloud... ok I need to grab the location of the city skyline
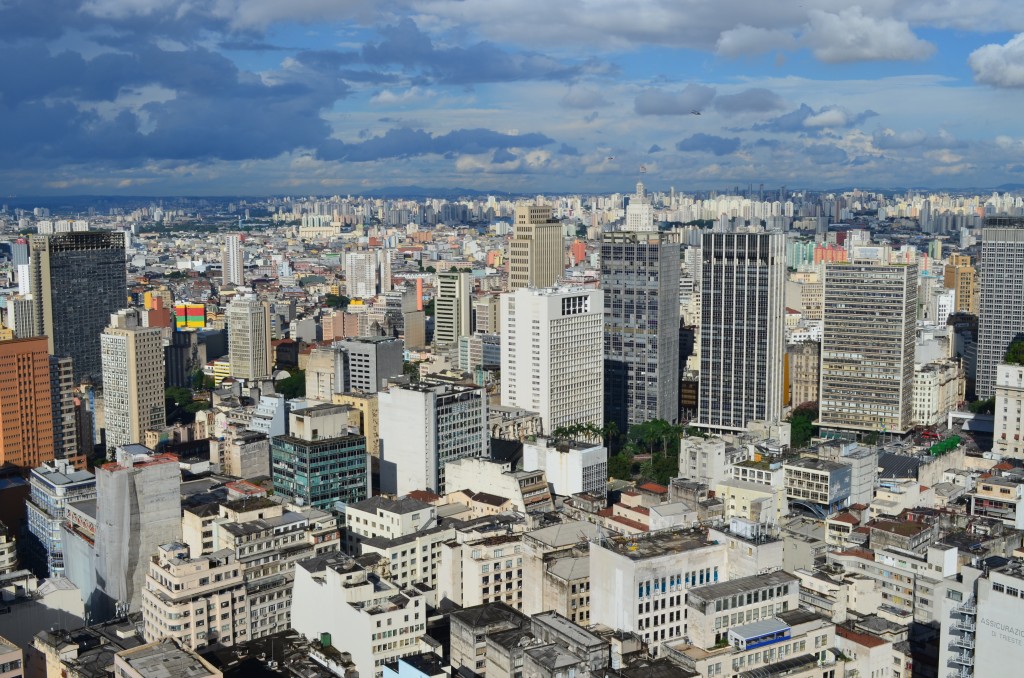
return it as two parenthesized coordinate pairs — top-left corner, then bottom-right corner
(2, 1), (1024, 195)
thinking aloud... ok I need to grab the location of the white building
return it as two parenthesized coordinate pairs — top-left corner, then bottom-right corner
(522, 437), (607, 497)
(434, 271), (471, 348)
(589, 528), (728, 656)
(994, 361), (1024, 457)
(101, 309), (166, 450)
(444, 457), (553, 512)
(221, 234), (243, 287)
(292, 554), (430, 678)
(500, 287), (603, 433)
(378, 381), (489, 495)
(913, 359), (965, 427)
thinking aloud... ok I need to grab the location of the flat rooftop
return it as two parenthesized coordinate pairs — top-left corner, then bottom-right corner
(688, 571), (799, 604)
(118, 640), (215, 678)
(598, 527), (718, 560)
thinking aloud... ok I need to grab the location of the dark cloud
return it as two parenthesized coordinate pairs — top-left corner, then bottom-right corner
(560, 88), (610, 109)
(362, 18), (583, 84)
(492, 148), (518, 163)
(753, 103), (878, 133)
(751, 138), (781, 149)
(558, 143), (581, 156)
(675, 133), (741, 156)
(648, 144), (663, 153)
(713, 88), (786, 115)
(322, 127), (554, 162)
(804, 143), (849, 164)
(635, 84), (716, 115)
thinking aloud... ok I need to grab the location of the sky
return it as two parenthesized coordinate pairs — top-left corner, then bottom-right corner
(4, 0), (1024, 196)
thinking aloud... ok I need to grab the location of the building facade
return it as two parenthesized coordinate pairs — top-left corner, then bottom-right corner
(101, 309), (166, 451)
(818, 263), (917, 433)
(221, 233), (243, 287)
(226, 296), (272, 381)
(697, 230), (786, 432)
(501, 287), (603, 433)
(434, 271), (471, 348)
(601, 231), (680, 430)
(508, 205), (565, 291)
(0, 337), (56, 467)
(977, 217), (1024, 397)
(29, 231), (126, 384)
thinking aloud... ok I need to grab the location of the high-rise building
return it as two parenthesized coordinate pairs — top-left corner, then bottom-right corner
(101, 309), (166, 451)
(788, 341), (820, 408)
(305, 337), (404, 401)
(49, 355), (81, 467)
(993, 360), (1024, 458)
(624, 181), (656, 232)
(818, 263), (917, 433)
(271, 404), (369, 510)
(344, 250), (392, 299)
(226, 296), (272, 381)
(0, 337), (56, 468)
(93, 446), (182, 618)
(977, 217), (1024, 398)
(379, 381), (489, 495)
(944, 253), (978, 315)
(697, 231), (786, 432)
(501, 287), (604, 433)
(601, 231), (681, 430)
(29, 231), (126, 384)
(221, 233), (243, 287)
(6, 295), (36, 338)
(25, 460), (96, 577)
(508, 205), (565, 290)
(434, 271), (471, 348)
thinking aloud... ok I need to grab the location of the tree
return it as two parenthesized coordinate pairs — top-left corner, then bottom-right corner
(608, 453), (633, 480)
(165, 387), (193, 408)
(1006, 339), (1024, 366)
(968, 397), (995, 415)
(276, 370), (306, 399)
(403, 361), (422, 383)
(788, 402), (819, 449)
(325, 294), (350, 310)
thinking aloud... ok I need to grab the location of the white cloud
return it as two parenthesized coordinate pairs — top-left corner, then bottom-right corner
(969, 34), (1024, 87)
(803, 7), (935, 63)
(716, 25), (797, 57)
(370, 87), (436, 105)
(634, 84), (716, 115)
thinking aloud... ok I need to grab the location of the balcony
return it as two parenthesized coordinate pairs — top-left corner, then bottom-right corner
(950, 636), (975, 650)
(950, 653), (974, 667)
(954, 600), (977, 615)
(952, 619), (976, 633)
(947, 669), (971, 678)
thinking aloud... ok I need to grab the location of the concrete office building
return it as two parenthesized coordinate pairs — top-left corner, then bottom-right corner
(379, 381), (489, 495)
(7, 295), (36, 338)
(522, 438), (607, 497)
(977, 216), (1024, 397)
(29, 231), (126, 383)
(601, 231), (680, 430)
(944, 253), (978, 315)
(434, 271), (472, 348)
(697, 230), (786, 433)
(292, 553), (430, 678)
(624, 181), (656, 232)
(501, 287), (603, 433)
(101, 309), (166, 451)
(141, 542), (247, 650)
(0, 337), (56, 468)
(221, 233), (243, 287)
(306, 337), (404, 400)
(49, 355), (81, 467)
(818, 263), (916, 434)
(271, 404), (369, 510)
(226, 295), (272, 381)
(345, 249), (392, 299)
(508, 205), (565, 291)
(93, 446), (182, 619)
(25, 460), (96, 576)
(589, 528), (727, 656)
(994, 361), (1024, 457)
(212, 430), (270, 479)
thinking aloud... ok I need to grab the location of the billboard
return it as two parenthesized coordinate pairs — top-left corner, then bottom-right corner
(174, 303), (206, 329)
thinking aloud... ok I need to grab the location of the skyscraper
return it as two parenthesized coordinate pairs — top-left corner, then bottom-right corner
(434, 270), (472, 348)
(944, 254), (978, 315)
(101, 309), (166, 451)
(508, 205), (565, 290)
(0, 337), (56, 468)
(221, 233), (243, 287)
(344, 249), (392, 299)
(601, 231), (680, 431)
(49, 355), (81, 468)
(696, 231), (785, 432)
(977, 217), (1024, 398)
(624, 181), (656, 232)
(501, 286), (604, 433)
(29, 231), (126, 384)
(226, 295), (272, 380)
(818, 262), (917, 434)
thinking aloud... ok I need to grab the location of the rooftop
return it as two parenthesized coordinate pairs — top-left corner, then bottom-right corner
(598, 527), (718, 560)
(688, 571), (799, 604)
(118, 639), (216, 678)
(347, 495), (433, 516)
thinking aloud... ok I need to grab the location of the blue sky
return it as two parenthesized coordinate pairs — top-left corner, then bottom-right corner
(4, 0), (1024, 195)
